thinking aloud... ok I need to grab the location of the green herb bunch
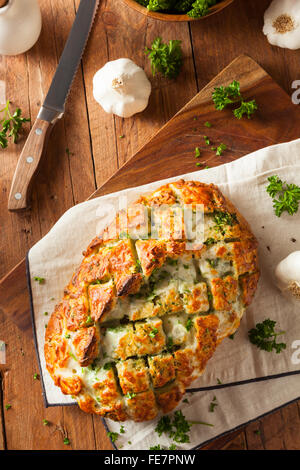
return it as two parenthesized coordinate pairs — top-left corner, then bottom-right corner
(0, 100), (30, 149)
(136, 0), (219, 18)
(145, 37), (183, 79)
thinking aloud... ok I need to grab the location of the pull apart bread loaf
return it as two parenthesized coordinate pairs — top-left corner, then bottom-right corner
(45, 180), (259, 422)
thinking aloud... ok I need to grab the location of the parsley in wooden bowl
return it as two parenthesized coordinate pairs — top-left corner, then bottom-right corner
(121, 0), (234, 22)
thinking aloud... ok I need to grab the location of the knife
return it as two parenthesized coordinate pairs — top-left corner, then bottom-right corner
(8, 0), (99, 211)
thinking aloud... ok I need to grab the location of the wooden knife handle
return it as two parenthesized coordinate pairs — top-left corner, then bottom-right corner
(8, 118), (53, 212)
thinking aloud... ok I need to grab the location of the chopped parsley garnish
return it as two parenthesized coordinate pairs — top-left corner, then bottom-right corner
(5, 404), (11, 410)
(135, 259), (142, 271)
(212, 80), (257, 119)
(266, 175), (300, 217)
(33, 373), (39, 380)
(63, 438), (70, 445)
(183, 398), (189, 404)
(213, 210), (237, 227)
(107, 431), (119, 443)
(150, 444), (161, 450)
(43, 419), (49, 426)
(125, 392), (137, 399)
(85, 315), (93, 325)
(207, 291), (213, 302)
(34, 276), (45, 284)
(186, 317), (193, 331)
(166, 337), (174, 351)
(120, 425), (125, 434)
(65, 334), (71, 339)
(207, 258), (219, 268)
(217, 378), (222, 385)
(204, 121), (212, 128)
(44, 312), (48, 316)
(195, 147), (201, 158)
(204, 135), (210, 145)
(103, 362), (114, 370)
(204, 237), (215, 246)
(248, 319), (286, 354)
(216, 143), (227, 156)
(145, 37), (182, 79)
(228, 332), (235, 340)
(149, 327), (159, 338)
(209, 396), (218, 412)
(169, 444), (177, 450)
(68, 352), (77, 361)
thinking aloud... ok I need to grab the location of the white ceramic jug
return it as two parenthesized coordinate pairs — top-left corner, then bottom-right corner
(0, 0), (42, 56)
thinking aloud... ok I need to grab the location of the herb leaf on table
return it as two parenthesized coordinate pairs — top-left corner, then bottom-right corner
(145, 37), (183, 79)
(212, 80), (241, 110)
(234, 100), (258, 119)
(266, 175), (300, 217)
(248, 319), (286, 354)
(0, 100), (30, 149)
(212, 80), (258, 120)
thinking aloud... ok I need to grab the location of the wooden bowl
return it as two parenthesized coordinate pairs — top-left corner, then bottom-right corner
(121, 0), (234, 22)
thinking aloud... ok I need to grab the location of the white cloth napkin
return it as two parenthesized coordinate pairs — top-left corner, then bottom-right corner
(28, 138), (300, 449)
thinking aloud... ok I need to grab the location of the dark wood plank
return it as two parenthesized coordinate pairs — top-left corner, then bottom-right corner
(90, 55), (300, 200)
(190, 0), (300, 96)
(0, 0), (97, 450)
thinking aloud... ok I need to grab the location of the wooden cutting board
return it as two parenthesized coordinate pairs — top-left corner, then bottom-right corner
(1, 54), (300, 336)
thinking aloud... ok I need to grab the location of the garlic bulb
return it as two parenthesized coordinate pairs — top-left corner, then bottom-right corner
(275, 251), (300, 302)
(93, 58), (151, 118)
(263, 0), (300, 50)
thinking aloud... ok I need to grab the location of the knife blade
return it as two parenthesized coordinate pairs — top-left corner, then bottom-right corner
(8, 0), (99, 212)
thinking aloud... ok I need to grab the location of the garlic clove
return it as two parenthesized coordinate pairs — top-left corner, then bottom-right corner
(263, 0), (300, 50)
(274, 251), (300, 302)
(93, 58), (151, 118)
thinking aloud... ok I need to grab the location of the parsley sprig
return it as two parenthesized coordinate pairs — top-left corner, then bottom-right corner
(212, 80), (258, 120)
(145, 37), (183, 79)
(248, 319), (286, 354)
(212, 80), (241, 111)
(0, 100), (30, 149)
(155, 410), (213, 444)
(266, 175), (300, 217)
(234, 100), (258, 119)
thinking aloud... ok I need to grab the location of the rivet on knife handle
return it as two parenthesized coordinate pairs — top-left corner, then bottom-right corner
(8, 118), (53, 211)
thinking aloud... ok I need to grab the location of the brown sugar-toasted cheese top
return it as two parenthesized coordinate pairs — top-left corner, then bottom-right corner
(44, 180), (259, 422)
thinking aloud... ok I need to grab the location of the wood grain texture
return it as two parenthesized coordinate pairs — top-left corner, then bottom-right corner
(1, 0), (300, 451)
(8, 119), (53, 211)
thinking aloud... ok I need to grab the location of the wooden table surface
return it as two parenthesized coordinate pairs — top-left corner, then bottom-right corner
(1, 0), (300, 451)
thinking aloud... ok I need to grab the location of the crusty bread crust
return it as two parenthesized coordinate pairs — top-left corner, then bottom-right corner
(45, 180), (259, 422)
